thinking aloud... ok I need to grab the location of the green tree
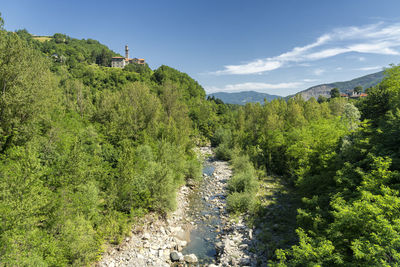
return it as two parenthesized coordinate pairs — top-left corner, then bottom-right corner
(354, 85), (363, 94)
(330, 87), (340, 98)
(317, 95), (328, 103)
(0, 26), (56, 152)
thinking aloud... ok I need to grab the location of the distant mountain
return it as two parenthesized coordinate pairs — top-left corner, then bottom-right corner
(207, 91), (282, 105)
(296, 71), (385, 100)
(208, 71), (386, 104)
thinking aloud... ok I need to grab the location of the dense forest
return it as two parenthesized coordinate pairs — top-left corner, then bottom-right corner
(1, 12), (400, 266)
(0, 16), (229, 265)
(212, 69), (400, 264)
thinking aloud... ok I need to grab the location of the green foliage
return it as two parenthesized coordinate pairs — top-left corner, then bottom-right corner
(152, 65), (205, 100)
(226, 192), (255, 213)
(215, 143), (233, 161)
(273, 65), (400, 265)
(211, 127), (232, 147)
(210, 65), (400, 265)
(330, 87), (340, 98)
(354, 85), (363, 94)
(4, 12), (400, 265)
(317, 95), (327, 103)
(0, 29), (56, 152)
(0, 20), (206, 266)
(0, 13), (3, 29)
(226, 154), (258, 214)
(185, 155), (203, 181)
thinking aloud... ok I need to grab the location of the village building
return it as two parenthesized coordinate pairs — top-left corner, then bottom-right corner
(340, 92), (368, 98)
(111, 45), (145, 68)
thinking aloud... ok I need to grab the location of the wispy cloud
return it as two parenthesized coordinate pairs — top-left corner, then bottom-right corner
(205, 82), (302, 93)
(354, 66), (383, 71)
(212, 22), (400, 75)
(313, 68), (325, 76)
(303, 78), (318, 82)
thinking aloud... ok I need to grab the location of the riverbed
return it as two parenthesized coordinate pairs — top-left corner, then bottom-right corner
(98, 147), (258, 267)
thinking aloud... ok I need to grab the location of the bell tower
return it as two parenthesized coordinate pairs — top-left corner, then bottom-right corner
(125, 45), (129, 59)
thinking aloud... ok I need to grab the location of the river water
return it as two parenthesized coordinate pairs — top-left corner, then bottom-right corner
(181, 161), (224, 265)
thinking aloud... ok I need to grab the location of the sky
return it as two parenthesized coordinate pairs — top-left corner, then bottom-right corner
(2, 0), (400, 96)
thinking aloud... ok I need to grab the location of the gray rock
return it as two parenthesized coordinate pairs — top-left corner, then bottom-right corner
(239, 243), (248, 250)
(215, 241), (223, 252)
(142, 232), (151, 240)
(160, 226), (166, 235)
(170, 251), (183, 262)
(240, 257), (251, 265)
(184, 253), (198, 263)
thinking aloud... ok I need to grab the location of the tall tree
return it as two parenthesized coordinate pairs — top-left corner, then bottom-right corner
(354, 85), (363, 94)
(330, 87), (340, 98)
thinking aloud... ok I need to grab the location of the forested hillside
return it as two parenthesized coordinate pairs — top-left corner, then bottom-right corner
(212, 65), (400, 264)
(295, 71), (385, 100)
(0, 16), (230, 265)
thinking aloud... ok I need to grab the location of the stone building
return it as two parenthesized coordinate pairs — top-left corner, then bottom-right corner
(111, 45), (145, 68)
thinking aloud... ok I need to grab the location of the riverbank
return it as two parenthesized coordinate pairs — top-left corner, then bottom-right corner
(98, 147), (267, 266)
(97, 147), (212, 267)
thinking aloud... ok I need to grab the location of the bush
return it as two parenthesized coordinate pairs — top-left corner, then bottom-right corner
(228, 171), (258, 194)
(211, 127), (232, 147)
(185, 157), (202, 181)
(225, 152), (259, 214)
(231, 154), (255, 172)
(215, 143), (233, 160)
(227, 192), (255, 213)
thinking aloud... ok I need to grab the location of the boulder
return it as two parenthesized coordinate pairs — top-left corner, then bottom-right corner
(170, 251), (183, 262)
(215, 241), (223, 252)
(184, 254), (198, 263)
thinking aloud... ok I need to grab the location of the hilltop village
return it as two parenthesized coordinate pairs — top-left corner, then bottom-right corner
(111, 45), (145, 68)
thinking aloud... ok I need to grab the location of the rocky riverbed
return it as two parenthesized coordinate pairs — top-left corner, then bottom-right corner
(98, 147), (263, 267)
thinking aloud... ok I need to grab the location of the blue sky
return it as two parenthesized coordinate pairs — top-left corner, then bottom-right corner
(2, 0), (400, 96)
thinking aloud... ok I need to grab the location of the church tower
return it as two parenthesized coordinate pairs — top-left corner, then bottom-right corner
(125, 45), (129, 59)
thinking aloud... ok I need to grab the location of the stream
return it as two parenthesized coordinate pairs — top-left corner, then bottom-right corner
(181, 161), (222, 265)
(98, 147), (257, 267)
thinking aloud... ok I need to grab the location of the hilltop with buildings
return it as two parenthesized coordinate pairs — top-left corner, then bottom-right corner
(111, 45), (145, 68)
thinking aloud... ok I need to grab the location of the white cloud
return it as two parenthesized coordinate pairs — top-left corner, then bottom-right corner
(354, 66), (383, 71)
(313, 68), (325, 76)
(214, 60), (282, 75)
(303, 78), (318, 82)
(298, 63), (312, 67)
(205, 82), (302, 93)
(212, 22), (400, 75)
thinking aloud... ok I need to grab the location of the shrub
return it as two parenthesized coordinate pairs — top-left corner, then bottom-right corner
(215, 143), (233, 160)
(228, 171), (258, 194)
(231, 154), (255, 173)
(227, 192), (255, 213)
(185, 157), (202, 181)
(211, 127), (232, 147)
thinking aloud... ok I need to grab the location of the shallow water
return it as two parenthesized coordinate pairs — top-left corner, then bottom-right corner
(181, 162), (222, 265)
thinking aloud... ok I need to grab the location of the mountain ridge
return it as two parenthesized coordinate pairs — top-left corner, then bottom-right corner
(208, 70), (386, 105)
(207, 91), (282, 104)
(294, 70), (385, 100)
